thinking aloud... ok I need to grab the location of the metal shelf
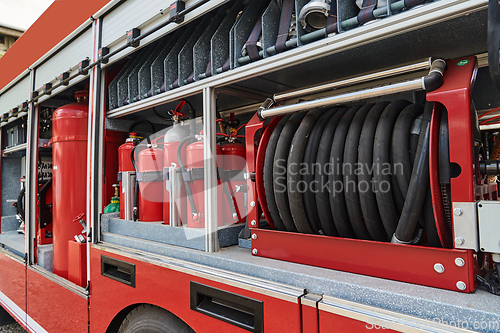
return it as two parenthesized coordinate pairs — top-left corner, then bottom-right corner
(3, 143), (27, 155)
(106, 0), (488, 119)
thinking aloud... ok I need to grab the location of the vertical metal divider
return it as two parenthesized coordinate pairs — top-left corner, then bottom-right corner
(88, 17), (104, 288)
(203, 87), (219, 252)
(26, 69), (38, 266)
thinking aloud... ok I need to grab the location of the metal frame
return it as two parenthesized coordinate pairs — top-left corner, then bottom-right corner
(25, 70), (37, 264)
(203, 87), (219, 252)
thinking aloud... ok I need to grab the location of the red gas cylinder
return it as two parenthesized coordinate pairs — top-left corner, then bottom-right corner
(117, 133), (140, 219)
(137, 146), (164, 222)
(51, 91), (89, 279)
(163, 122), (188, 225)
(221, 142), (247, 224)
(185, 139), (223, 228)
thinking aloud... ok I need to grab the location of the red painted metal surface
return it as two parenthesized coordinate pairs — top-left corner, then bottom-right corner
(427, 56), (477, 204)
(0, 0), (110, 90)
(51, 95), (89, 279)
(428, 103), (453, 249)
(245, 113), (265, 228)
(27, 268), (88, 333)
(68, 241), (87, 288)
(0, 252), (25, 324)
(90, 247), (301, 333)
(302, 303), (319, 333)
(254, 116), (283, 229)
(319, 310), (399, 332)
(252, 229), (474, 293)
(137, 147), (164, 222)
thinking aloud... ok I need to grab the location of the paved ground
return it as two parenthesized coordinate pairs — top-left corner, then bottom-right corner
(0, 323), (26, 333)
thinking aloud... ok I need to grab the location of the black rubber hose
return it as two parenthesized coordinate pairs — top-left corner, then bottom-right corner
(373, 100), (412, 237)
(128, 120), (156, 143)
(273, 112), (307, 232)
(264, 115), (291, 231)
(288, 109), (324, 233)
(409, 115), (422, 166)
(358, 102), (390, 241)
(392, 104), (424, 199)
(314, 108), (348, 236)
(489, 0), (500, 93)
(177, 135), (198, 217)
(16, 187), (25, 222)
(302, 108), (338, 234)
(394, 101), (433, 243)
(343, 103), (374, 240)
(329, 106), (361, 239)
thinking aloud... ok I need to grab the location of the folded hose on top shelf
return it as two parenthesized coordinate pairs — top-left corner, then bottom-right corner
(259, 99), (450, 248)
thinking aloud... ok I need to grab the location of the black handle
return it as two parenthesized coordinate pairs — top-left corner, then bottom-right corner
(190, 281), (263, 332)
(101, 255), (136, 288)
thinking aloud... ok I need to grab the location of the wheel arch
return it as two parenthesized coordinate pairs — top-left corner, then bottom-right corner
(105, 302), (192, 333)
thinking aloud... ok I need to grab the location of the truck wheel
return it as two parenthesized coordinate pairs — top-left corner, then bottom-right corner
(118, 304), (194, 333)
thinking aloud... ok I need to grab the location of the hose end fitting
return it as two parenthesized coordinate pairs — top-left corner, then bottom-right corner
(391, 234), (412, 245)
(257, 98), (276, 121)
(423, 58), (446, 92)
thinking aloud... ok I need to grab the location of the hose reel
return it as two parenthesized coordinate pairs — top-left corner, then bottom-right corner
(259, 100), (446, 247)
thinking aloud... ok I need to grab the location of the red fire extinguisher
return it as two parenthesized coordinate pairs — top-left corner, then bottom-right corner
(137, 145), (164, 222)
(118, 132), (140, 219)
(51, 91), (89, 279)
(178, 134), (224, 228)
(221, 140), (246, 224)
(162, 102), (189, 225)
(117, 120), (156, 220)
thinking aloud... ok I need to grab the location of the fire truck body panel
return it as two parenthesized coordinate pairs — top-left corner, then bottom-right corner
(0, 0), (500, 332)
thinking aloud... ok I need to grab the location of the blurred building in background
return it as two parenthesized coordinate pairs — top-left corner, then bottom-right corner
(0, 24), (24, 58)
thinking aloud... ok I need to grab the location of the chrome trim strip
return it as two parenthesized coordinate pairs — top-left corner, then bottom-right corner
(319, 295), (476, 333)
(0, 247), (25, 264)
(28, 265), (88, 299)
(93, 242), (305, 303)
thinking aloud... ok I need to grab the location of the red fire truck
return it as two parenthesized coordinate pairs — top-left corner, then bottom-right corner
(0, 0), (499, 332)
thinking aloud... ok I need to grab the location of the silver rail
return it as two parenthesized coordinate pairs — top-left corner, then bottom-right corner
(273, 59), (430, 102)
(260, 79), (424, 119)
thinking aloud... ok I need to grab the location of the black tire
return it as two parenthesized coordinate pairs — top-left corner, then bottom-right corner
(358, 102), (390, 241)
(288, 109), (324, 233)
(329, 106), (361, 239)
(273, 112), (307, 232)
(302, 108), (338, 234)
(314, 108), (348, 236)
(373, 100), (411, 237)
(263, 115), (291, 231)
(343, 103), (374, 240)
(118, 304), (194, 333)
